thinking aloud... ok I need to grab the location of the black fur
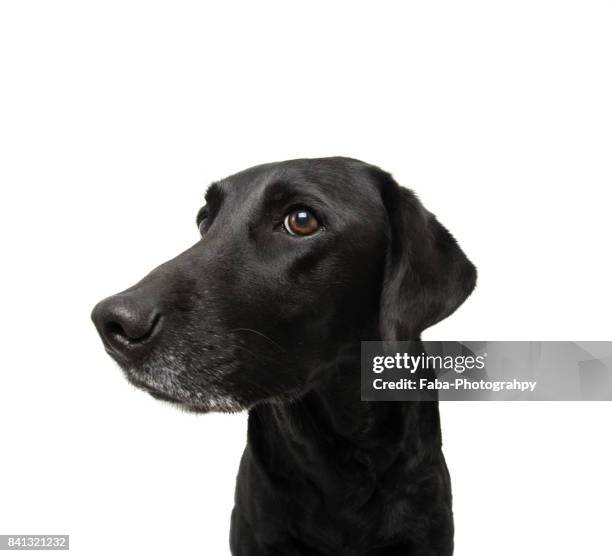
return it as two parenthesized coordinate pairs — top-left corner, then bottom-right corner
(92, 157), (476, 555)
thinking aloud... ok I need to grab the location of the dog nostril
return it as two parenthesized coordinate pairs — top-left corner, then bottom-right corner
(104, 320), (129, 341)
(105, 314), (161, 344)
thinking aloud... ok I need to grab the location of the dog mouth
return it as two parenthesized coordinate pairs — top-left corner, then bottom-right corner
(146, 388), (183, 404)
(121, 364), (245, 413)
(123, 369), (186, 405)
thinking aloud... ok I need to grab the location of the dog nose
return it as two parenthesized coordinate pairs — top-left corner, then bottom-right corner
(91, 294), (162, 360)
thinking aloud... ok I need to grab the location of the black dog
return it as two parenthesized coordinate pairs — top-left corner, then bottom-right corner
(92, 157), (476, 555)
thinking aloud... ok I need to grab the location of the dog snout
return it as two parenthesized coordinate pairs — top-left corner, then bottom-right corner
(91, 293), (162, 361)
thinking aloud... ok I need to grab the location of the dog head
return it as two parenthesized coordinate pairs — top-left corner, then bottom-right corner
(92, 157), (476, 412)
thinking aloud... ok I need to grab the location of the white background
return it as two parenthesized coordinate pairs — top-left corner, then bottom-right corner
(1, 1), (611, 555)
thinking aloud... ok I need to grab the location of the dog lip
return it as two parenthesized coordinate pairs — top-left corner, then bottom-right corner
(147, 390), (183, 403)
(104, 344), (130, 365)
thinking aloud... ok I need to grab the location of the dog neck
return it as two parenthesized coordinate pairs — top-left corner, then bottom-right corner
(245, 350), (443, 504)
(234, 344), (453, 553)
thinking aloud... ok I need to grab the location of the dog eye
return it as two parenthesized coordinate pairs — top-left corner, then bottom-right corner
(196, 207), (209, 236)
(283, 208), (320, 236)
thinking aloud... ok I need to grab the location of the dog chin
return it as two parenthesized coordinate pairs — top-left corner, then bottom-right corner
(122, 366), (245, 414)
(149, 391), (245, 414)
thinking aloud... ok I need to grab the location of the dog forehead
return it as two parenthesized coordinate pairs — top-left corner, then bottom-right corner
(214, 157), (381, 208)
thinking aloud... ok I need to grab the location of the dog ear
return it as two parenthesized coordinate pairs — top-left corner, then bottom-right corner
(375, 169), (477, 340)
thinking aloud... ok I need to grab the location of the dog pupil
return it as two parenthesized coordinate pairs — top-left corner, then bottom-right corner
(296, 211), (310, 225)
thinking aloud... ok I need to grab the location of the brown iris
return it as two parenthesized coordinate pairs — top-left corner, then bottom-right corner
(284, 208), (320, 236)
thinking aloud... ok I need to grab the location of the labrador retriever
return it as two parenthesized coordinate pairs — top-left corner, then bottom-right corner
(92, 157), (476, 555)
